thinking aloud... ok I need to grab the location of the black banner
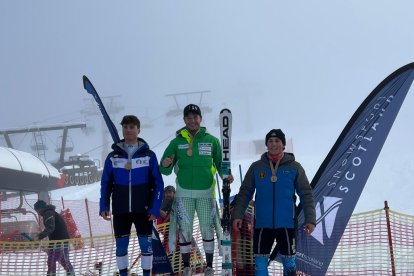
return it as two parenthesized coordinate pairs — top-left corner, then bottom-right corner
(296, 63), (414, 275)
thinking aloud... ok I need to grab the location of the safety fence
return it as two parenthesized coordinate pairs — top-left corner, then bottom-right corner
(1, 196), (414, 275)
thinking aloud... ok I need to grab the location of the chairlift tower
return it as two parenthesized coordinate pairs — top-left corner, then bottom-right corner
(0, 123), (87, 200)
(0, 123), (86, 163)
(31, 130), (48, 160)
(165, 90), (212, 117)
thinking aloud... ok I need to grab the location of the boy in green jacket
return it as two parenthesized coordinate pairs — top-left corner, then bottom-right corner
(160, 104), (233, 276)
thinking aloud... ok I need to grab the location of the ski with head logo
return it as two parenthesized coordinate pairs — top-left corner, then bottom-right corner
(219, 108), (232, 276)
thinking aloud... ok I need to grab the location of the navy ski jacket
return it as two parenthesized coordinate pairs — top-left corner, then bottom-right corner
(233, 152), (316, 229)
(99, 138), (164, 217)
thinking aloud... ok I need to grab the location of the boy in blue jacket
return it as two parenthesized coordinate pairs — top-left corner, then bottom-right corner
(99, 115), (164, 276)
(232, 129), (316, 276)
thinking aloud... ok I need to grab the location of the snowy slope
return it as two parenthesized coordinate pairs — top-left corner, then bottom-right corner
(48, 155), (414, 216)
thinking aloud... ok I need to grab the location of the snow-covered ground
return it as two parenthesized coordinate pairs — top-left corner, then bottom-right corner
(46, 154), (414, 216)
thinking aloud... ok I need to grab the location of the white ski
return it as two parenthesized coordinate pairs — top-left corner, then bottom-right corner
(219, 108), (232, 276)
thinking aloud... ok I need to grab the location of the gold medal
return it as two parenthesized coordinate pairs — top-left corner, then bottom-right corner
(271, 175), (277, 183)
(125, 162), (132, 170)
(187, 148), (193, 156)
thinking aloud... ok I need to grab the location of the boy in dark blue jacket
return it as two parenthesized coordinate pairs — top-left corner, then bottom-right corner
(99, 115), (164, 276)
(232, 129), (316, 276)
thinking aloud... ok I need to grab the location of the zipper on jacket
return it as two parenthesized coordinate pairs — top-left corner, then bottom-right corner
(272, 182), (275, 228)
(125, 143), (141, 213)
(129, 169), (132, 212)
(129, 157), (132, 212)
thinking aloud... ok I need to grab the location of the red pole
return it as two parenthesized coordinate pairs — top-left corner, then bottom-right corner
(384, 201), (396, 276)
(85, 198), (94, 247)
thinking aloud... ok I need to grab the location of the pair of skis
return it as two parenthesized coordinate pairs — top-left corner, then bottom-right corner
(219, 108), (233, 276)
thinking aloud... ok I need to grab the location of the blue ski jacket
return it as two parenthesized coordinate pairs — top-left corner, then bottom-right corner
(233, 152), (316, 229)
(99, 138), (164, 217)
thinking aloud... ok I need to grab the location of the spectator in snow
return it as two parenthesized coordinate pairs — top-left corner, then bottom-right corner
(232, 129), (316, 276)
(99, 115), (164, 276)
(159, 185), (176, 223)
(157, 185), (177, 255)
(34, 200), (75, 276)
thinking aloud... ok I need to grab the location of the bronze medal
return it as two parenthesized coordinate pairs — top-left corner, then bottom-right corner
(269, 158), (280, 183)
(187, 148), (193, 156)
(125, 162), (132, 170)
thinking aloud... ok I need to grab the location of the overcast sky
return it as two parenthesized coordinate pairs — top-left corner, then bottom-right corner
(1, 1), (414, 214)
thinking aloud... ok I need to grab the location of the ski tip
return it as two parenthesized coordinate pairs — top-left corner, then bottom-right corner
(220, 108), (231, 114)
(82, 75), (94, 94)
(82, 75), (89, 87)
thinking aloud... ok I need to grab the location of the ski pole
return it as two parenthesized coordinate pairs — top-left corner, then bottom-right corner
(216, 173), (222, 203)
(238, 164), (243, 183)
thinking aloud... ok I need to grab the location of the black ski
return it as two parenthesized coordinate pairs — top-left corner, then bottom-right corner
(82, 76), (121, 143)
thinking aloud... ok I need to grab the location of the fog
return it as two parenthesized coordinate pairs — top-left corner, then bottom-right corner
(1, 1), (414, 214)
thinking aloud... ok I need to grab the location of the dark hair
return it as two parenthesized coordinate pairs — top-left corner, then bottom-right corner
(120, 115), (140, 128)
(183, 104), (202, 117)
(164, 185), (176, 193)
(34, 200), (48, 210)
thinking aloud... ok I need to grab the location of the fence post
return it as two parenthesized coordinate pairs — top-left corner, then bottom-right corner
(384, 201), (396, 276)
(85, 198), (94, 247)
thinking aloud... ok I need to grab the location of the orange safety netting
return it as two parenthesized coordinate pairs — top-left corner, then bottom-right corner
(1, 196), (414, 275)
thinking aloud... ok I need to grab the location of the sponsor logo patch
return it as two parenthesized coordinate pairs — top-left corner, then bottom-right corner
(198, 143), (212, 156)
(178, 144), (189, 150)
(259, 171), (266, 179)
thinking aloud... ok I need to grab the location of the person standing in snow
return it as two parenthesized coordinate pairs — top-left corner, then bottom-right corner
(160, 104), (233, 276)
(158, 185), (176, 223)
(99, 115), (164, 276)
(34, 200), (75, 276)
(232, 129), (316, 276)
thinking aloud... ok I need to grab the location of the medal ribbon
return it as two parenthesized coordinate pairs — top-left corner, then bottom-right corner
(181, 129), (194, 156)
(269, 159), (280, 183)
(187, 139), (193, 156)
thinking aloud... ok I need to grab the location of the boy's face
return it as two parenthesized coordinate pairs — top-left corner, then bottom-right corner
(266, 137), (284, 155)
(122, 123), (140, 144)
(183, 113), (202, 133)
(164, 190), (175, 200)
